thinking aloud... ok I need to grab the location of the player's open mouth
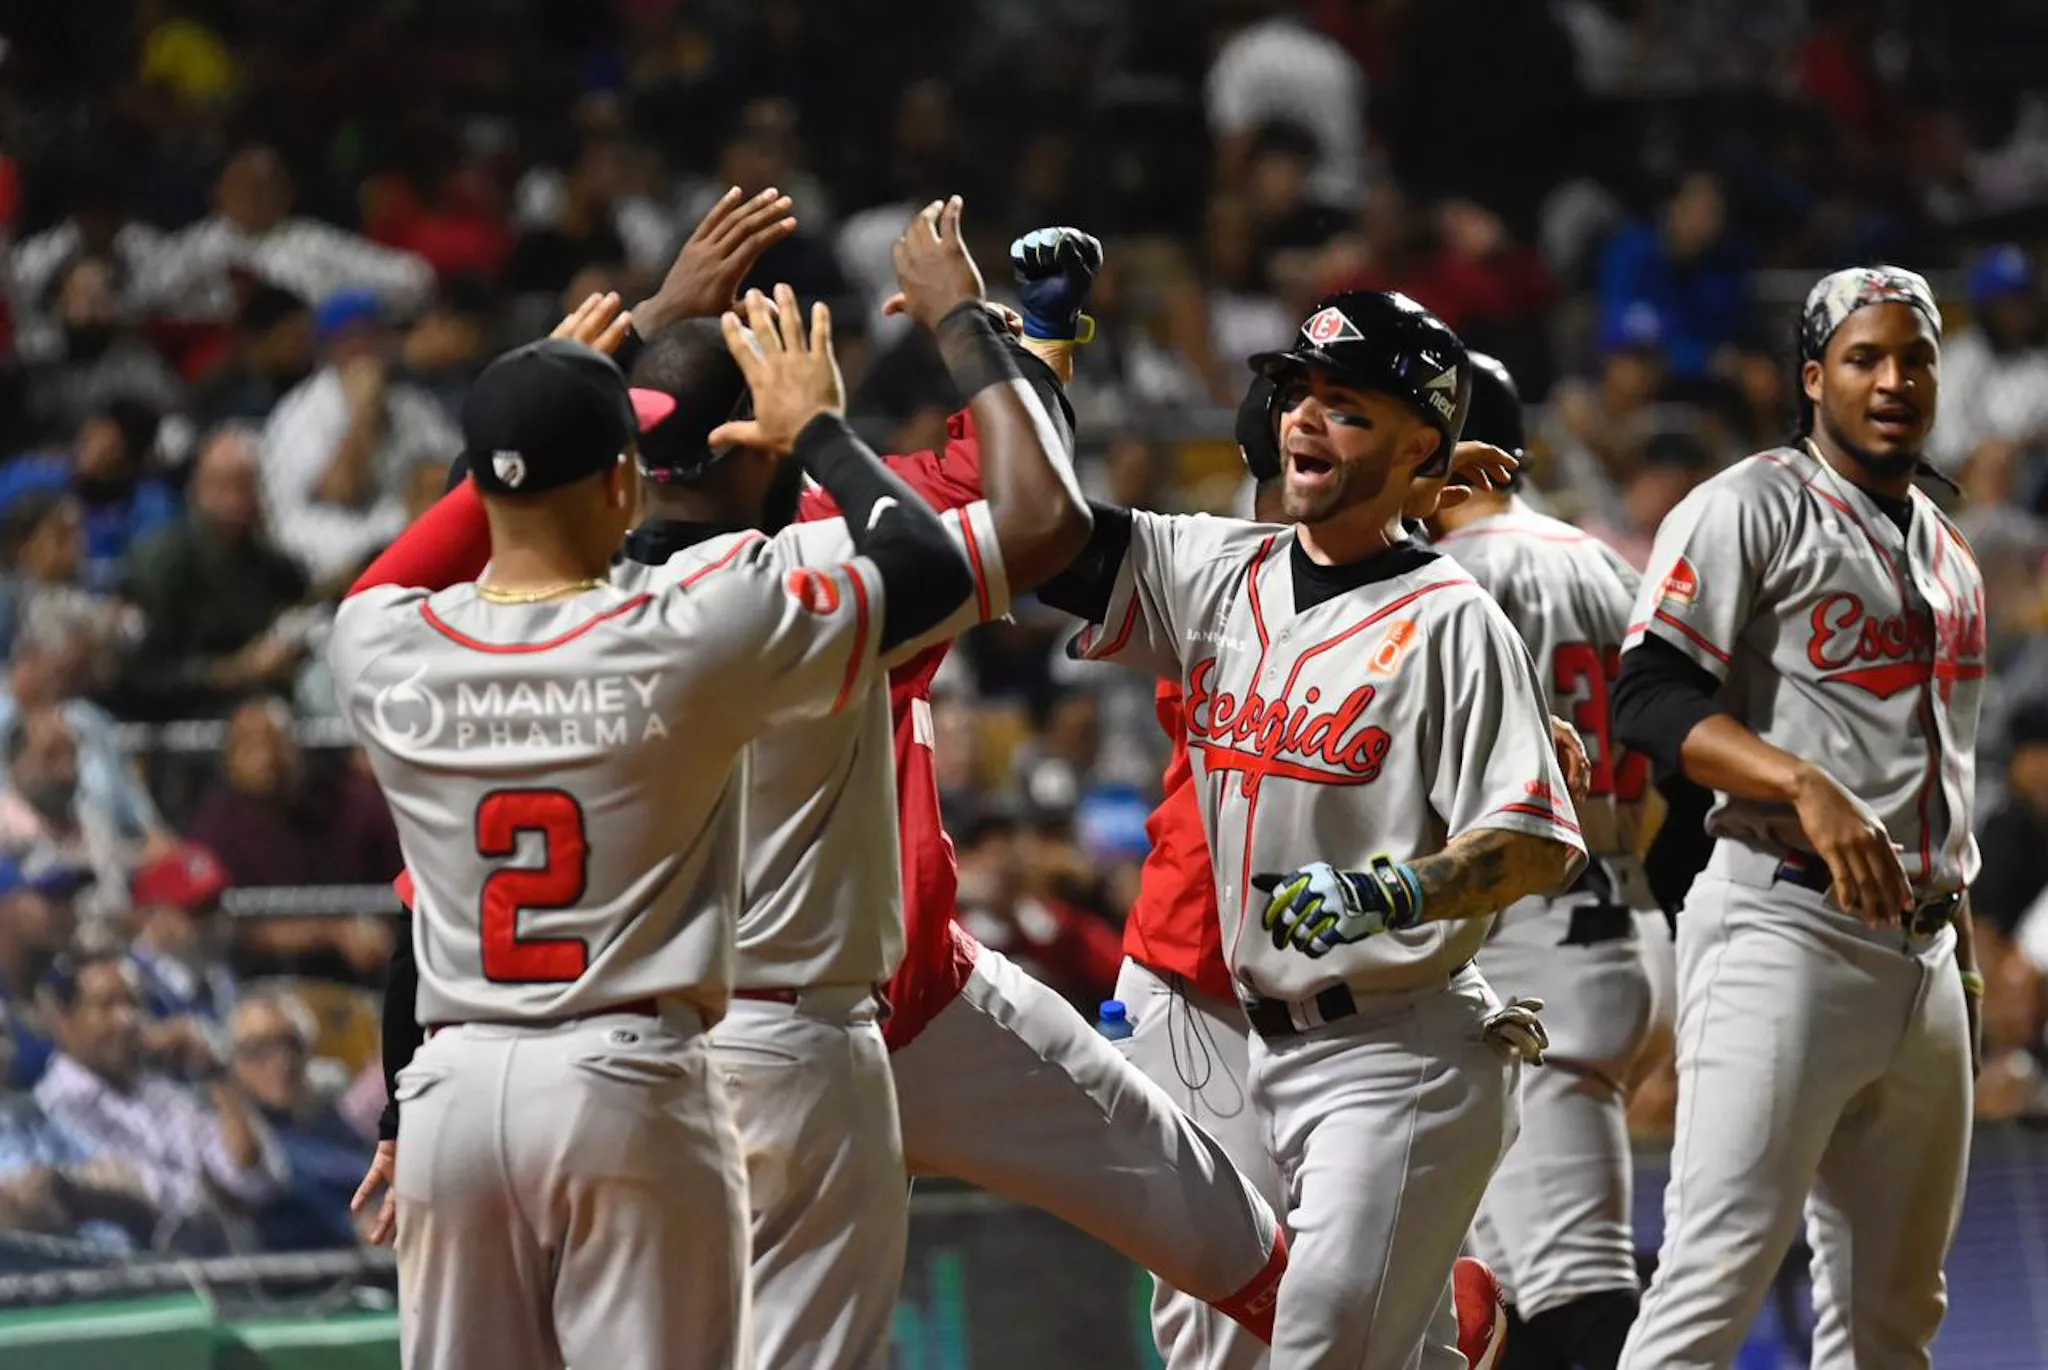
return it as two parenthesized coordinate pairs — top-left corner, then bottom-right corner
(1288, 449), (1335, 478)
(1868, 404), (1919, 438)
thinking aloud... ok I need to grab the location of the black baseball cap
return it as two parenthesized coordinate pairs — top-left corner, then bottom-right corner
(463, 339), (640, 497)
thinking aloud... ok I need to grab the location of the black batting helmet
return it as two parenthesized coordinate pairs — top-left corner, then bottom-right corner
(1443, 351), (1526, 492)
(1460, 352), (1524, 455)
(627, 319), (754, 483)
(1236, 374), (1283, 483)
(1249, 290), (1473, 476)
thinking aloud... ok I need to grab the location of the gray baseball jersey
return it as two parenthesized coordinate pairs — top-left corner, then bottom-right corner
(1435, 501), (1647, 864)
(1622, 442), (1986, 892)
(330, 552), (886, 1026)
(659, 502), (1007, 989)
(1072, 513), (1586, 1002)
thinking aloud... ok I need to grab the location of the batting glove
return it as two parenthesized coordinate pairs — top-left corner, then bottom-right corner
(1254, 857), (1424, 958)
(1009, 226), (1103, 342)
(1482, 997), (1549, 1065)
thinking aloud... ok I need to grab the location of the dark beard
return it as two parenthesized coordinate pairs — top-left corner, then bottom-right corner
(1818, 407), (1919, 481)
(759, 457), (806, 534)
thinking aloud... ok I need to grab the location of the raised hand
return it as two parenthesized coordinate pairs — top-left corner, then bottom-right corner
(549, 291), (635, 355)
(709, 284), (845, 455)
(885, 196), (985, 332)
(1009, 226), (1103, 342)
(635, 187), (798, 337)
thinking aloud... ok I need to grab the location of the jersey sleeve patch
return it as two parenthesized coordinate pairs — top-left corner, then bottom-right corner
(785, 566), (843, 616)
(1659, 556), (1699, 608)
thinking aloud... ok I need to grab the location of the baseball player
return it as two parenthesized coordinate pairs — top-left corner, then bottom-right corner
(619, 200), (1090, 1370)
(1425, 354), (1655, 1369)
(837, 225), (1295, 1344)
(1038, 289), (1587, 1368)
(1611, 265), (1985, 1370)
(331, 299), (980, 1369)
(1112, 378), (1573, 1370)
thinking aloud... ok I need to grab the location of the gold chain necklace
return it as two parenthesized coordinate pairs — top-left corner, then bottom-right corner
(474, 577), (609, 605)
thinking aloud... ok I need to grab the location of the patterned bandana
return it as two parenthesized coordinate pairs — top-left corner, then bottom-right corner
(1800, 265), (1943, 361)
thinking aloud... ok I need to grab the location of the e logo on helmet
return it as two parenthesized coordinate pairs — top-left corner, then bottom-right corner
(1303, 307), (1363, 346)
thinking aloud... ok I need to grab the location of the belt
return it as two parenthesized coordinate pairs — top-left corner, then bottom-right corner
(1245, 983), (1361, 1042)
(427, 997), (662, 1037)
(730, 984), (891, 1020)
(1771, 858), (1961, 937)
(1563, 902), (1635, 946)
(1558, 859), (1637, 947)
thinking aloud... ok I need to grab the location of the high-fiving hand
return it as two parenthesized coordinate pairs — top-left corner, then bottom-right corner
(884, 196), (986, 331)
(550, 291), (635, 355)
(709, 284), (845, 456)
(634, 186), (798, 337)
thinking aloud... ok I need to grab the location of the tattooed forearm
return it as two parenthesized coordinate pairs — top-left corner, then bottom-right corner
(1408, 829), (1586, 924)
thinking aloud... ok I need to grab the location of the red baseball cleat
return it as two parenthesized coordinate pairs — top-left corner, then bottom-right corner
(1453, 1256), (1508, 1370)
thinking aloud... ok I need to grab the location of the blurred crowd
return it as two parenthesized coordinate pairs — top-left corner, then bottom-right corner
(0, 0), (2045, 1264)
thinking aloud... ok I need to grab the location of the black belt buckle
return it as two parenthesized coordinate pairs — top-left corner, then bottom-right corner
(1244, 983), (1360, 1041)
(1906, 890), (1961, 938)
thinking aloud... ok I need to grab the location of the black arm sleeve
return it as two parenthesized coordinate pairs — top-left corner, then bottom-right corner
(1611, 636), (1727, 777)
(931, 301), (1078, 456)
(1033, 501), (1133, 621)
(794, 413), (975, 653)
(1005, 339), (1077, 452)
(378, 916), (421, 1142)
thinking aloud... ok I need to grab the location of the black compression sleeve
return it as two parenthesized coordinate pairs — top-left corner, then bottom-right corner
(1612, 637), (1726, 776)
(934, 302), (1022, 398)
(1006, 339), (1077, 450)
(1033, 501), (1133, 621)
(378, 916), (421, 1141)
(935, 304), (1078, 454)
(794, 413), (974, 653)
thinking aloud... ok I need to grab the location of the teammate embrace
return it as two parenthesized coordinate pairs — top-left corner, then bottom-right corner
(342, 171), (1980, 1370)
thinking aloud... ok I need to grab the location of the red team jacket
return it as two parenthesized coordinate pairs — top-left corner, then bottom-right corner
(796, 413), (988, 1050)
(1126, 683), (1237, 1002)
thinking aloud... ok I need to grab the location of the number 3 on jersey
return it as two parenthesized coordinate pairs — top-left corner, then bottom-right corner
(477, 789), (590, 982)
(1552, 643), (1649, 802)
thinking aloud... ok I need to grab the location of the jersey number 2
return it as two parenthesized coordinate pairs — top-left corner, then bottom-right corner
(1553, 643), (1649, 802)
(476, 789), (590, 983)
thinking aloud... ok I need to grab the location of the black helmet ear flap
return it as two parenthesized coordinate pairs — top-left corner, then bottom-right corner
(1238, 374), (1283, 482)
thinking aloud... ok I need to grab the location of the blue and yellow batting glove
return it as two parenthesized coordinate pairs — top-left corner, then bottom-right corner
(1254, 858), (1425, 957)
(1009, 226), (1103, 343)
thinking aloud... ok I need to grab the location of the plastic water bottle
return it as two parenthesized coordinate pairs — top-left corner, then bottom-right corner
(1096, 1000), (1134, 1042)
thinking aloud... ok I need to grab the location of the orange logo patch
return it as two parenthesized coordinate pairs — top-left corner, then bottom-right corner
(1367, 619), (1418, 676)
(1525, 780), (1560, 803)
(1661, 557), (1699, 608)
(785, 568), (841, 615)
